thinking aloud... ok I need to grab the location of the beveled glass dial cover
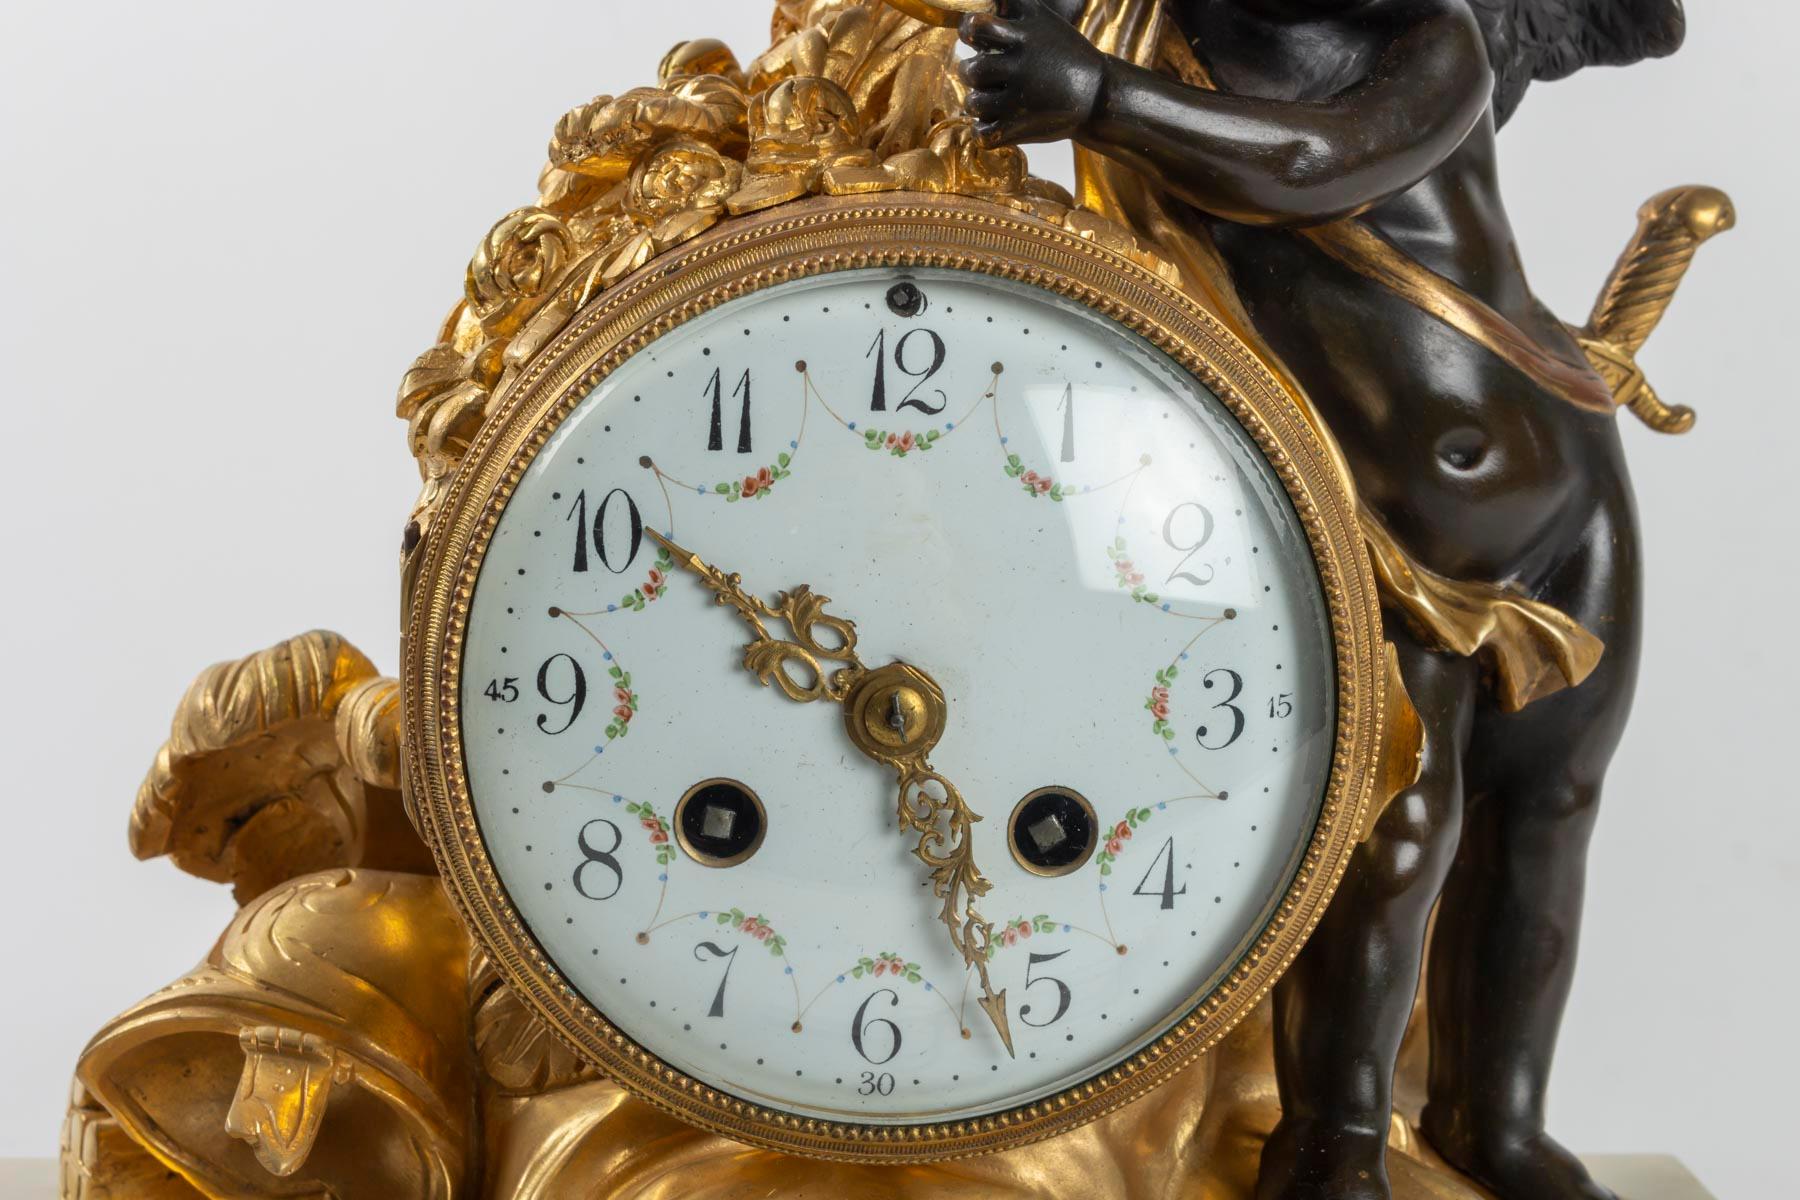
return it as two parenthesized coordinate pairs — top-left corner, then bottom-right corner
(459, 268), (1335, 1124)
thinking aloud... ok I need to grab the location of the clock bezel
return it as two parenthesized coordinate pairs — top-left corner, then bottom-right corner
(403, 193), (1385, 1161)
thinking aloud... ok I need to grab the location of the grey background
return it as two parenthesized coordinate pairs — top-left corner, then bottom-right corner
(0, 2), (1791, 1194)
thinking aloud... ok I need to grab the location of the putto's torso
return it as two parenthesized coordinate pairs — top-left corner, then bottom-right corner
(1171, 0), (1630, 585)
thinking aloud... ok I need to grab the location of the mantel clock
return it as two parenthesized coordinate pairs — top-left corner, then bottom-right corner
(403, 192), (1387, 1157)
(63, 1), (1730, 1197)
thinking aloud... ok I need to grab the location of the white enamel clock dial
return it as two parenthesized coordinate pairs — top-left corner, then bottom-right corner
(459, 268), (1335, 1124)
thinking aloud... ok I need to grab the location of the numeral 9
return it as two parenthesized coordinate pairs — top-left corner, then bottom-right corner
(536, 653), (587, 735)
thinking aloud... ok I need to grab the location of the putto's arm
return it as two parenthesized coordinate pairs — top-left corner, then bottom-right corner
(962, 0), (1494, 226)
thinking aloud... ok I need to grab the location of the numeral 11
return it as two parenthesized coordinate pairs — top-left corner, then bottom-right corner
(706, 368), (753, 454)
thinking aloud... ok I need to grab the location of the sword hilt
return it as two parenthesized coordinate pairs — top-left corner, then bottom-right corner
(1588, 186), (1735, 355)
(1579, 186), (1734, 434)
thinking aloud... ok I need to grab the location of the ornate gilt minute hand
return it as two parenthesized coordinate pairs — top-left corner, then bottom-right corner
(648, 529), (1015, 1056)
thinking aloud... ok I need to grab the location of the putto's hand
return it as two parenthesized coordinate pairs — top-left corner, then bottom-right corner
(960, 0), (1106, 147)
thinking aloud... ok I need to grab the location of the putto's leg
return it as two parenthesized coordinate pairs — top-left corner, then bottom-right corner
(1257, 632), (1480, 1200)
(1424, 772), (1614, 1200)
(1423, 500), (1643, 1200)
(1420, 774), (1491, 1139)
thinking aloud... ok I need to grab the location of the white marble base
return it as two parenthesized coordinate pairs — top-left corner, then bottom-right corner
(1585, 1156), (1717, 1199)
(1, 1154), (1719, 1198)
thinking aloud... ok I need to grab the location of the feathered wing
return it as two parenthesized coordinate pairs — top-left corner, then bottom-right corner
(1467, 0), (1687, 124)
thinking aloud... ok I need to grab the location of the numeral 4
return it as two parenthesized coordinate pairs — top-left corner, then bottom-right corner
(1132, 837), (1188, 910)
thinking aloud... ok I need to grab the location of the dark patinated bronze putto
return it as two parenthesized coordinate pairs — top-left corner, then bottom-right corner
(962, 2), (1721, 1197)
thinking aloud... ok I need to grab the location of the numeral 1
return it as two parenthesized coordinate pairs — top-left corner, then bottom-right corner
(1058, 383), (1077, 463)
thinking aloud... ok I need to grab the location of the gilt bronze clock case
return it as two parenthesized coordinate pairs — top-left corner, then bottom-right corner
(402, 193), (1387, 1161)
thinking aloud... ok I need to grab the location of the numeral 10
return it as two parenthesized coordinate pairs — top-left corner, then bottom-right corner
(565, 488), (643, 574)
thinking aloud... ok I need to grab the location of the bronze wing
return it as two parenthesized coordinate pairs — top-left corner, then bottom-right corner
(1468, 0), (1687, 124)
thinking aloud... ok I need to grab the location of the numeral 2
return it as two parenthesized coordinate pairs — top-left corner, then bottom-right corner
(1162, 502), (1217, 586)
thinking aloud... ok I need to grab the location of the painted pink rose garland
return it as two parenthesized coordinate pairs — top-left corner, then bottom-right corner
(716, 907), (789, 957)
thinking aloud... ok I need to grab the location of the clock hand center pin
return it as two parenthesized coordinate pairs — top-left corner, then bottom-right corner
(647, 528), (1016, 1057)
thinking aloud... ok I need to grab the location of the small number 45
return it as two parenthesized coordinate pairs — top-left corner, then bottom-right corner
(486, 678), (520, 703)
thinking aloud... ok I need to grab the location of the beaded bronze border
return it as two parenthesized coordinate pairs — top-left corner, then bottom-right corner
(403, 193), (1383, 1162)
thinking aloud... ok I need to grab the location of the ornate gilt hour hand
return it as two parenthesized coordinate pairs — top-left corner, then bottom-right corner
(648, 528), (1016, 1056)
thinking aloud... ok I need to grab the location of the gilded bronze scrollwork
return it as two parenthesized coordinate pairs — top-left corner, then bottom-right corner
(393, 0), (1172, 615)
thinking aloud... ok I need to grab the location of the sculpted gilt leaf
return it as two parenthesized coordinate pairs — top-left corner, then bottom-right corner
(471, 955), (597, 1094)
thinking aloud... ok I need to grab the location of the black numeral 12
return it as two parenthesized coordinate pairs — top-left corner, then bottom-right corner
(868, 328), (948, 415)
